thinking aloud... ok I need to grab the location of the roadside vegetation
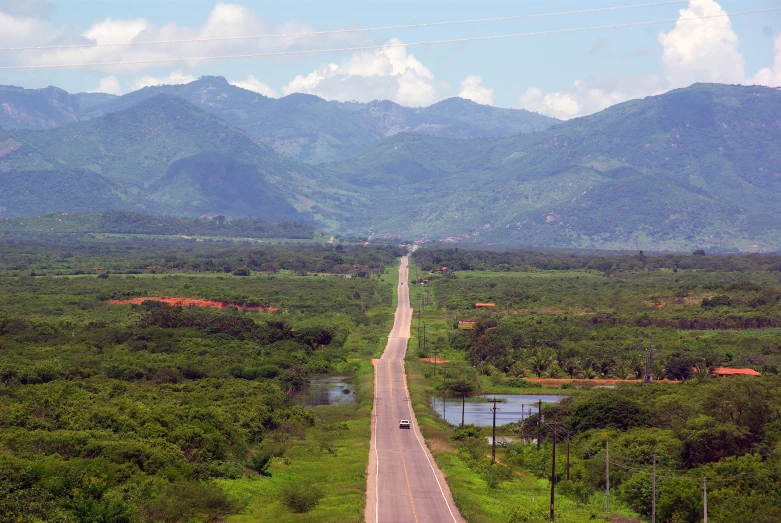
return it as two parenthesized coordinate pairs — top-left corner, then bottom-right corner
(0, 237), (399, 522)
(409, 248), (781, 522)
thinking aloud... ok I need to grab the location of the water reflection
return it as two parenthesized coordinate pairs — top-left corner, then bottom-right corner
(294, 376), (355, 407)
(430, 394), (568, 426)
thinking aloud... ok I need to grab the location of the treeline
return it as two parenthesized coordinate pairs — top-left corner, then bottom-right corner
(99, 210), (315, 239)
(445, 316), (765, 381)
(0, 210), (316, 239)
(413, 247), (781, 273)
(0, 236), (405, 276)
(507, 378), (781, 522)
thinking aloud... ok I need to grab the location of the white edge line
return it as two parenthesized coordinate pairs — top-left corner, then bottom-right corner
(401, 262), (460, 523)
(373, 357), (379, 523)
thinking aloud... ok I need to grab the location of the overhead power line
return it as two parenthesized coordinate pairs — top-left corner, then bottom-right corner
(0, 1), (690, 52)
(0, 7), (777, 70)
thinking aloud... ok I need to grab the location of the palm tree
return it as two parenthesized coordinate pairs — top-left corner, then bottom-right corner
(528, 347), (555, 378)
(562, 358), (579, 378)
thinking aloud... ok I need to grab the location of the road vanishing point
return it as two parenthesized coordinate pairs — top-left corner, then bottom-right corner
(366, 256), (465, 523)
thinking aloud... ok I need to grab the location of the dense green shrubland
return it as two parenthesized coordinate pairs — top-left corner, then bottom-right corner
(412, 247), (781, 522)
(0, 240), (396, 522)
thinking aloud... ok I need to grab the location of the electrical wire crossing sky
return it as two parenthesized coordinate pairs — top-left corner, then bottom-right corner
(0, 0), (779, 117)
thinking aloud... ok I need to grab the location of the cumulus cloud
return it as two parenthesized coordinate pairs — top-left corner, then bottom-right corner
(132, 71), (196, 90)
(519, 73), (667, 120)
(753, 34), (781, 87)
(230, 74), (277, 97)
(0, 2), (359, 75)
(90, 75), (122, 95)
(658, 0), (745, 86)
(283, 39), (439, 106)
(0, 0), (54, 17)
(517, 0), (766, 119)
(82, 18), (148, 46)
(458, 75), (494, 105)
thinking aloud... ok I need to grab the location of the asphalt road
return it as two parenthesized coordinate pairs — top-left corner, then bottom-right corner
(366, 256), (464, 523)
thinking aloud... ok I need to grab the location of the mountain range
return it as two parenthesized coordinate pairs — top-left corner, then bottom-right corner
(1, 79), (780, 251)
(1, 76), (557, 164)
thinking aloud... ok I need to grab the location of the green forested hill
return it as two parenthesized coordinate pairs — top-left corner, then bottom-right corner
(2, 82), (781, 251)
(323, 83), (781, 251)
(0, 95), (318, 222)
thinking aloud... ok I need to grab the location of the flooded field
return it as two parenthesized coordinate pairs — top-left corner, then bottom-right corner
(430, 394), (568, 426)
(294, 376), (356, 407)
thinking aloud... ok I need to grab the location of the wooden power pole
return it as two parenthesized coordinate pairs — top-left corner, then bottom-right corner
(442, 366), (447, 421)
(651, 455), (657, 523)
(537, 399), (542, 451)
(548, 423), (563, 520)
(606, 440), (610, 514)
(490, 398), (499, 463)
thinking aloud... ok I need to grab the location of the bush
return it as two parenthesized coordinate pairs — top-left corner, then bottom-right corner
(278, 481), (324, 513)
(450, 425), (482, 441)
(141, 481), (241, 522)
(248, 450), (272, 476)
(481, 463), (512, 489)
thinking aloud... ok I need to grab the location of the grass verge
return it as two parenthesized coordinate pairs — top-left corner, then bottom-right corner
(220, 362), (375, 522)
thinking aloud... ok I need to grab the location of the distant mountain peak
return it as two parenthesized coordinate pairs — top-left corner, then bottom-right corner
(195, 75), (230, 86)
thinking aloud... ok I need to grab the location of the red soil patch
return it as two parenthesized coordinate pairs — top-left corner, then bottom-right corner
(420, 357), (450, 364)
(108, 297), (277, 312)
(522, 377), (680, 387)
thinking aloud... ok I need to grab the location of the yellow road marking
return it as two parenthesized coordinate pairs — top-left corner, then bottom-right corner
(388, 360), (418, 523)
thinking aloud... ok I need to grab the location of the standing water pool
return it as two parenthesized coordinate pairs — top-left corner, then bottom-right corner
(430, 394), (568, 426)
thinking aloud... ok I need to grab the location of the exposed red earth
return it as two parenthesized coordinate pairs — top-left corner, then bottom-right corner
(108, 297), (277, 312)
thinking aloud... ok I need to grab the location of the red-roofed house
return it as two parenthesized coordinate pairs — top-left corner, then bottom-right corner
(475, 303), (496, 308)
(711, 368), (761, 377)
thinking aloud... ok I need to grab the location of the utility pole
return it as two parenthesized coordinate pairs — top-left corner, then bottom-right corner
(490, 398), (499, 463)
(537, 399), (542, 451)
(548, 423), (562, 521)
(423, 323), (427, 359)
(703, 477), (708, 523)
(651, 455), (656, 523)
(442, 366), (447, 421)
(606, 440), (610, 514)
(461, 390), (466, 427)
(645, 342), (655, 382)
(417, 295), (422, 352)
(520, 404), (525, 444)
(566, 433), (571, 481)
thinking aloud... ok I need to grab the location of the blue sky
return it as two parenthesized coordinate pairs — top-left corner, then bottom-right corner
(0, 0), (779, 117)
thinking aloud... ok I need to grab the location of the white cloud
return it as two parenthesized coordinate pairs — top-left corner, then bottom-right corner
(517, 0), (760, 119)
(90, 75), (122, 95)
(458, 75), (494, 105)
(658, 0), (745, 86)
(0, 0), (54, 17)
(519, 73), (667, 119)
(0, 2), (359, 77)
(753, 34), (781, 87)
(230, 75), (277, 97)
(82, 17), (148, 46)
(132, 71), (196, 90)
(283, 39), (439, 106)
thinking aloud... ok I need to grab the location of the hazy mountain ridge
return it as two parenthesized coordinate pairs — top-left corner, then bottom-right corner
(322, 83), (781, 250)
(1, 82), (780, 251)
(0, 76), (559, 164)
(0, 94), (319, 222)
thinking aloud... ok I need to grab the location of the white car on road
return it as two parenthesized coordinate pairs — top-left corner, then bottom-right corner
(399, 420), (411, 429)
